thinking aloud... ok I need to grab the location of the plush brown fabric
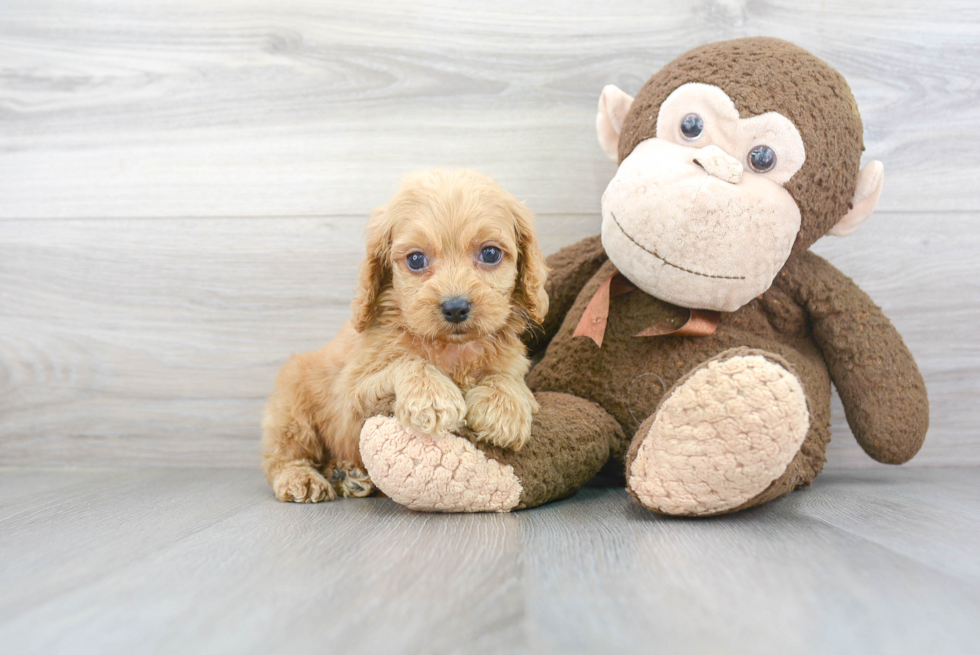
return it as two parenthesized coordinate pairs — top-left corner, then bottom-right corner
(507, 39), (923, 514)
(525, 255), (833, 451)
(524, 235), (609, 355)
(777, 252), (929, 463)
(471, 392), (624, 509)
(618, 37), (864, 257)
(513, 236), (925, 512)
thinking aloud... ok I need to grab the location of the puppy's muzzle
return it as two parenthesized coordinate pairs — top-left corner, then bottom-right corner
(440, 297), (471, 324)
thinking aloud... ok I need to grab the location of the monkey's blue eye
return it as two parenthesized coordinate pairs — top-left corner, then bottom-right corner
(748, 145), (777, 173)
(680, 113), (704, 140)
(406, 252), (427, 271)
(479, 246), (502, 265)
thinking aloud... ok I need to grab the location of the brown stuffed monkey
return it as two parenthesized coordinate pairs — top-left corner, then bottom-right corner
(358, 37), (929, 516)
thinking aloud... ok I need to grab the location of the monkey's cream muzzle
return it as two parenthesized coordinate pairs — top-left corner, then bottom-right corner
(600, 137), (802, 312)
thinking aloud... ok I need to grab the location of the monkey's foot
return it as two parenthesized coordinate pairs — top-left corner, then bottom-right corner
(627, 349), (810, 516)
(359, 416), (522, 513)
(325, 461), (375, 498)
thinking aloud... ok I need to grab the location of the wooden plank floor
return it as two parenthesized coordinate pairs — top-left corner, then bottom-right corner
(1, 467), (978, 654)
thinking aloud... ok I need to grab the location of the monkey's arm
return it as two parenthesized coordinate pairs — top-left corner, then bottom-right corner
(776, 251), (928, 464)
(524, 235), (608, 355)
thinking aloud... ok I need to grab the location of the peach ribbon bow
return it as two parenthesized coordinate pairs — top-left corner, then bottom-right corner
(572, 271), (720, 348)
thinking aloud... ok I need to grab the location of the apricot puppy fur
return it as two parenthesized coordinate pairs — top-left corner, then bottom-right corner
(262, 169), (549, 503)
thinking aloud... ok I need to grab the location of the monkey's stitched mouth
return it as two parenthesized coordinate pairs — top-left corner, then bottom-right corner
(609, 212), (745, 281)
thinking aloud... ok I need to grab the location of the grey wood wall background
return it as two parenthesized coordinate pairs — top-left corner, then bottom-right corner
(1, 0), (977, 469)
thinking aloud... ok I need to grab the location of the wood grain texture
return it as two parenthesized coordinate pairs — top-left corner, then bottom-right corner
(0, 1), (977, 468)
(0, 212), (974, 467)
(0, 0), (977, 218)
(1, 467), (978, 654)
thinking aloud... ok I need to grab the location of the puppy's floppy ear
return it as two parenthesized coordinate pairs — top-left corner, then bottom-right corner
(351, 204), (393, 332)
(510, 199), (549, 325)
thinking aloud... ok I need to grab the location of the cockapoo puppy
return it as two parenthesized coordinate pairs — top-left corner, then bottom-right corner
(262, 169), (549, 503)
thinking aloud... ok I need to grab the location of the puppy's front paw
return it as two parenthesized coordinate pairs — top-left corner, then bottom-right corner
(396, 376), (467, 435)
(465, 384), (537, 451)
(272, 465), (337, 503)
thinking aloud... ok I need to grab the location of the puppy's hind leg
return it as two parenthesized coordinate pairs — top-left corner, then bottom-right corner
(324, 461), (376, 498)
(262, 408), (336, 504)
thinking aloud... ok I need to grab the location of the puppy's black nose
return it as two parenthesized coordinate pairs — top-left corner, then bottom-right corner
(440, 297), (471, 324)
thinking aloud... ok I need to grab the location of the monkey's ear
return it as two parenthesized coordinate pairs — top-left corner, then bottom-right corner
(351, 204), (393, 332)
(596, 85), (635, 163)
(829, 161), (884, 237)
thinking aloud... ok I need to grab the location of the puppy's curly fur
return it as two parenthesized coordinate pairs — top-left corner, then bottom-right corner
(262, 169), (549, 503)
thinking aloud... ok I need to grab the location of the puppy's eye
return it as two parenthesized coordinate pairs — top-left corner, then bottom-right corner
(406, 251), (428, 271)
(680, 113), (704, 141)
(479, 246), (502, 265)
(747, 145), (777, 173)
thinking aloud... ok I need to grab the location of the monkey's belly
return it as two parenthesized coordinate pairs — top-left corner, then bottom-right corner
(526, 279), (828, 436)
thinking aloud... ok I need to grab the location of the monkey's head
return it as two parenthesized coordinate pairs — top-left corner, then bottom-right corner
(596, 37), (884, 312)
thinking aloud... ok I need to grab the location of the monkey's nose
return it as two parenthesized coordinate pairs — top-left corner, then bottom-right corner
(440, 297), (471, 324)
(693, 145), (743, 184)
